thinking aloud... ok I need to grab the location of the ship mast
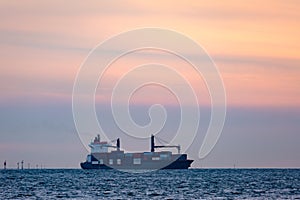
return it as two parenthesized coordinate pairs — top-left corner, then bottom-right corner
(150, 134), (181, 154)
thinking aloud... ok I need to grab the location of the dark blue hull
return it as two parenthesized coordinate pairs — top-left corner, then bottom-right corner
(81, 159), (193, 170)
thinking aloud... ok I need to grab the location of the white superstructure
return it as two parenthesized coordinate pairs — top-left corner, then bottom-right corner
(89, 135), (109, 153)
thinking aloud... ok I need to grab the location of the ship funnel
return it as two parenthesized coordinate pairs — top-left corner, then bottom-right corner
(117, 138), (120, 151)
(151, 134), (155, 152)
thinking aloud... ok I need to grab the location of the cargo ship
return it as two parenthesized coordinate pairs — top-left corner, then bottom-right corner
(80, 135), (193, 170)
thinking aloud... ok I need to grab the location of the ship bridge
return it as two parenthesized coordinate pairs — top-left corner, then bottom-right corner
(89, 134), (120, 153)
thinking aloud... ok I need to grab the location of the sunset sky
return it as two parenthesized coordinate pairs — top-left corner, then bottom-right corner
(0, 1), (299, 168)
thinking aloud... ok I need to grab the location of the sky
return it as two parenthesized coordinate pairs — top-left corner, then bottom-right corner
(0, 1), (300, 168)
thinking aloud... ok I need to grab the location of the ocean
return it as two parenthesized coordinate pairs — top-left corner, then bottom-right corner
(0, 169), (299, 199)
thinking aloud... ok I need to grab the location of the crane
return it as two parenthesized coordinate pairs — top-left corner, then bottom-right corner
(150, 134), (181, 154)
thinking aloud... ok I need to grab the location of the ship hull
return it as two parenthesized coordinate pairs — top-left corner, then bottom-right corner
(80, 159), (193, 170)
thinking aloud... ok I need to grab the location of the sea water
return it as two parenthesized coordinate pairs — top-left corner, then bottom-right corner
(0, 169), (299, 199)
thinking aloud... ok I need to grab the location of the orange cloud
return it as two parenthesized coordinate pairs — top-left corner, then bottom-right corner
(0, 0), (299, 107)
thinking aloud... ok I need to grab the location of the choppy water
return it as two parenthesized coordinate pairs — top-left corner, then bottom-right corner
(0, 169), (299, 199)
